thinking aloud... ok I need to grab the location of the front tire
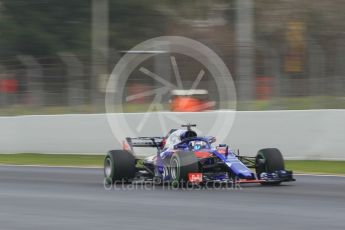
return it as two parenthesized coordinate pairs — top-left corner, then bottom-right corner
(169, 151), (199, 183)
(255, 148), (285, 185)
(104, 150), (136, 184)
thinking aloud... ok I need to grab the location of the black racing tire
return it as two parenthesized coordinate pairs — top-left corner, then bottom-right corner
(104, 150), (136, 184)
(169, 151), (199, 183)
(255, 148), (285, 185)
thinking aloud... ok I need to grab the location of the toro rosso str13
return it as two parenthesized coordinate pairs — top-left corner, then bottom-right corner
(104, 124), (295, 185)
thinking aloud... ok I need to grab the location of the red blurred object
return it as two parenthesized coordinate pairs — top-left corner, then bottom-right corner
(122, 141), (130, 151)
(256, 76), (273, 100)
(0, 79), (18, 93)
(188, 173), (203, 183)
(171, 96), (204, 112)
(127, 83), (151, 104)
(216, 148), (227, 154)
(194, 151), (212, 159)
(170, 89), (215, 112)
(160, 138), (167, 149)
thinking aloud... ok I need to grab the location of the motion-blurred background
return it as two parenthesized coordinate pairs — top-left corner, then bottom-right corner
(0, 0), (344, 115)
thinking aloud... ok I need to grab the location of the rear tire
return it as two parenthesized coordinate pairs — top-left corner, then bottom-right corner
(169, 151), (199, 183)
(104, 150), (136, 184)
(255, 148), (285, 185)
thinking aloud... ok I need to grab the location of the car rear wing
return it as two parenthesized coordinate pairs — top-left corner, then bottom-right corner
(124, 137), (164, 151)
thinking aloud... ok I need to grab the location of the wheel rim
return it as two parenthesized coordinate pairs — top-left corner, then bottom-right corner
(104, 158), (112, 177)
(256, 154), (266, 177)
(170, 158), (180, 180)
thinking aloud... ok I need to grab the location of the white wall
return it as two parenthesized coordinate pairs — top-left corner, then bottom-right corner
(1, 110), (344, 160)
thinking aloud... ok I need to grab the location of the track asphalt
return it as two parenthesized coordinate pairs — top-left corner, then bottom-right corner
(0, 166), (344, 230)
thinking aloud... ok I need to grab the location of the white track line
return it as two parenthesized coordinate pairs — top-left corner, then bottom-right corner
(1, 164), (345, 177)
(295, 173), (345, 178)
(0, 164), (101, 169)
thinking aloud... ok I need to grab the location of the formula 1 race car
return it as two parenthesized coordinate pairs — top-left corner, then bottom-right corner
(104, 124), (295, 186)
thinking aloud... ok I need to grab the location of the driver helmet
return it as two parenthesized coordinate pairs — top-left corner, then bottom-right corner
(190, 141), (205, 150)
